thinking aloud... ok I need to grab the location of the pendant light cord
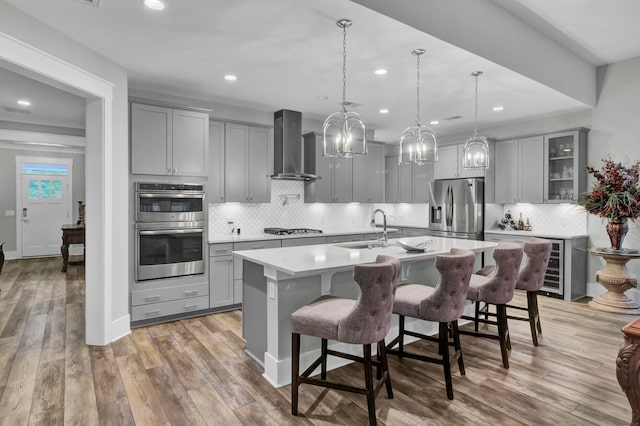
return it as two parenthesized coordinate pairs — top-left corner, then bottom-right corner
(416, 53), (421, 126)
(473, 72), (479, 137)
(341, 23), (347, 113)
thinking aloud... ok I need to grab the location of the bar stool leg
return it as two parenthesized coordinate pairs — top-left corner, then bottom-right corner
(363, 344), (377, 426)
(377, 339), (393, 398)
(451, 320), (465, 375)
(496, 304), (510, 368)
(291, 333), (300, 415)
(527, 291), (541, 346)
(398, 315), (405, 357)
(321, 338), (328, 379)
(439, 322), (454, 400)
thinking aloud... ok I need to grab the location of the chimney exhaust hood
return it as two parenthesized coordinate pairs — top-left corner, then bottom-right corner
(272, 109), (319, 181)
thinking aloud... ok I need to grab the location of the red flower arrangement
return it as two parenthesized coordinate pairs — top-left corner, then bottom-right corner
(580, 156), (640, 221)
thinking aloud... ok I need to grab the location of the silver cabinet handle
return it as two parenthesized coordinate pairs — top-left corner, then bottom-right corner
(184, 290), (198, 296)
(144, 295), (161, 302)
(184, 304), (198, 311)
(140, 228), (203, 235)
(145, 310), (161, 317)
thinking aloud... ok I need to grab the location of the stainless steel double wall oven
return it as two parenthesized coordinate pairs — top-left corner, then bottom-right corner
(134, 182), (206, 281)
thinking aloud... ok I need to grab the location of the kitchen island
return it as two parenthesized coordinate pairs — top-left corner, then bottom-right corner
(233, 236), (497, 387)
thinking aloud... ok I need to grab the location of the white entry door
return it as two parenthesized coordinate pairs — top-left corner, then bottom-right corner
(19, 161), (73, 257)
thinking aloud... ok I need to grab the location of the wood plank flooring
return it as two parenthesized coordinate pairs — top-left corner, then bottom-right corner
(0, 257), (635, 425)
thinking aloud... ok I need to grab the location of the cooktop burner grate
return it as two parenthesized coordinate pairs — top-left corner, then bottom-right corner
(264, 228), (323, 235)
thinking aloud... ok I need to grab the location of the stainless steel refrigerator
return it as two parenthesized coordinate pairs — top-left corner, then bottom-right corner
(429, 178), (484, 240)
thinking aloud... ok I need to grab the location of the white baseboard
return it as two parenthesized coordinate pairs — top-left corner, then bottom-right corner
(108, 314), (131, 343)
(2, 250), (18, 260)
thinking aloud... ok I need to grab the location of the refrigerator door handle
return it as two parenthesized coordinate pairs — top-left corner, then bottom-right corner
(445, 184), (454, 227)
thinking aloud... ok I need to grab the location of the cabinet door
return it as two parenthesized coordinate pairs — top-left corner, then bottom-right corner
(385, 157), (399, 203)
(412, 163), (430, 203)
(519, 136), (543, 203)
(209, 121), (226, 203)
(225, 123), (249, 202)
(248, 126), (271, 203)
(433, 144), (458, 180)
(494, 139), (519, 204)
(398, 162), (413, 203)
(131, 103), (172, 175)
(367, 143), (385, 203)
(352, 154), (367, 203)
(210, 255), (234, 308)
(332, 156), (352, 203)
(544, 130), (585, 203)
(172, 109), (208, 177)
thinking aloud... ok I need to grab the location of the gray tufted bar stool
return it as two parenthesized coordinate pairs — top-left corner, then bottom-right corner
(386, 248), (476, 400)
(460, 243), (523, 368)
(290, 255), (401, 426)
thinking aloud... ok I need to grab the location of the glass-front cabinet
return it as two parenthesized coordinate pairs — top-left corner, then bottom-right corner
(543, 128), (589, 203)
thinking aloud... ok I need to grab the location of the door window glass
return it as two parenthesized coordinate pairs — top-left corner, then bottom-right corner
(41, 180), (51, 199)
(22, 163), (69, 175)
(29, 180), (40, 199)
(52, 180), (63, 199)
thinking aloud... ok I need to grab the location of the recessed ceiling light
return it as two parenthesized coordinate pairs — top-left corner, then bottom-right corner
(430, 120), (439, 125)
(493, 105), (504, 112)
(17, 99), (31, 107)
(374, 69), (387, 76)
(379, 108), (389, 114)
(316, 95), (328, 100)
(224, 74), (237, 82)
(143, 0), (165, 10)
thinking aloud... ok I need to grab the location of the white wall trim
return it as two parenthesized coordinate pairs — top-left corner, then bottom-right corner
(0, 129), (85, 147)
(0, 141), (84, 154)
(109, 314), (132, 343)
(1, 31), (120, 346)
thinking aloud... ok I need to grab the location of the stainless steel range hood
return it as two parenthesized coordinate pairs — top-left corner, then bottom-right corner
(272, 109), (319, 181)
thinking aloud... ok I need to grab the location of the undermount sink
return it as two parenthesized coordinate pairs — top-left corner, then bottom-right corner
(335, 241), (387, 249)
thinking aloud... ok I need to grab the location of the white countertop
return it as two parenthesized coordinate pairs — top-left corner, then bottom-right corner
(485, 229), (589, 240)
(233, 236), (497, 276)
(209, 227), (399, 244)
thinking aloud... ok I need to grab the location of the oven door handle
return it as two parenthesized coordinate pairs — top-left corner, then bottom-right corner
(139, 228), (204, 236)
(138, 193), (204, 199)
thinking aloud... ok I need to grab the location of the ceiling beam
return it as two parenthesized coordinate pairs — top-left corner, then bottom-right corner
(350, 0), (596, 106)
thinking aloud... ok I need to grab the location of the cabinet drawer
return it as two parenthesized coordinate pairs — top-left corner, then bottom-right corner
(326, 234), (365, 244)
(233, 240), (282, 251)
(401, 227), (430, 237)
(281, 236), (326, 247)
(210, 243), (234, 256)
(131, 295), (209, 321)
(131, 282), (209, 306)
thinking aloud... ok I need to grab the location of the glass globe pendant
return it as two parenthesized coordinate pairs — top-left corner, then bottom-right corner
(399, 49), (437, 165)
(323, 19), (366, 158)
(463, 71), (489, 170)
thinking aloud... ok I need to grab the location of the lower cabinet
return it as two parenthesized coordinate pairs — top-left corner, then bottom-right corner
(209, 243), (234, 308)
(131, 281), (209, 323)
(131, 296), (209, 322)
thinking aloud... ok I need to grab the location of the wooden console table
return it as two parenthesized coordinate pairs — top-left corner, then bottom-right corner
(61, 224), (85, 272)
(589, 250), (640, 314)
(616, 317), (640, 426)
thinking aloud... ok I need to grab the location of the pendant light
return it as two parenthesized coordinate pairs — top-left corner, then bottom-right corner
(323, 19), (366, 158)
(463, 71), (489, 169)
(399, 49), (437, 165)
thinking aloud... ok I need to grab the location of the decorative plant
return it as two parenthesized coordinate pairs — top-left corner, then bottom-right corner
(580, 156), (640, 221)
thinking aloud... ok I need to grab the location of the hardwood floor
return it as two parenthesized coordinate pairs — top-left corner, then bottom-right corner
(0, 257), (635, 425)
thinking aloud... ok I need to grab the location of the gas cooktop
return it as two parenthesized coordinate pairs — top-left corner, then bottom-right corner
(264, 228), (323, 236)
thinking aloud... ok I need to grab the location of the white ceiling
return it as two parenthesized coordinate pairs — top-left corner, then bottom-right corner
(2, 0), (640, 142)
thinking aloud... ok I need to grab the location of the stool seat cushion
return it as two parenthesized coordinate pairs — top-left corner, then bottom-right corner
(394, 284), (435, 318)
(467, 274), (490, 301)
(291, 295), (357, 341)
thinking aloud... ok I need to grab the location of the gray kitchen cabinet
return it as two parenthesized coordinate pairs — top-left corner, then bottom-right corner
(233, 239), (281, 304)
(494, 136), (543, 204)
(304, 132), (352, 203)
(543, 128), (588, 203)
(208, 120), (226, 203)
(353, 142), (385, 203)
(281, 236), (326, 247)
(434, 143), (486, 180)
(209, 243), (234, 308)
(385, 156), (431, 203)
(130, 102), (209, 177)
(225, 123), (272, 203)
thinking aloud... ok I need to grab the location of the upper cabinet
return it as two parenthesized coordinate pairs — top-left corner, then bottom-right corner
(494, 136), (544, 204)
(433, 142), (487, 180)
(385, 156), (432, 203)
(304, 132), (352, 203)
(353, 142), (385, 203)
(130, 102), (209, 177)
(208, 121), (225, 203)
(543, 128), (588, 203)
(224, 123), (272, 203)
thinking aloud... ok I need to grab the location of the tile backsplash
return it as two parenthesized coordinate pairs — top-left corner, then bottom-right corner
(208, 180), (429, 239)
(496, 203), (587, 235)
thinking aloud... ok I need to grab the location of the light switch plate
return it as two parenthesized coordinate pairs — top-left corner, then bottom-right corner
(5, 210), (15, 217)
(269, 282), (275, 299)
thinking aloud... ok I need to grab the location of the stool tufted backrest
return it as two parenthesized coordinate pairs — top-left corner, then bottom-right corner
(420, 248), (476, 323)
(516, 238), (552, 291)
(478, 243), (523, 304)
(338, 255), (401, 345)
